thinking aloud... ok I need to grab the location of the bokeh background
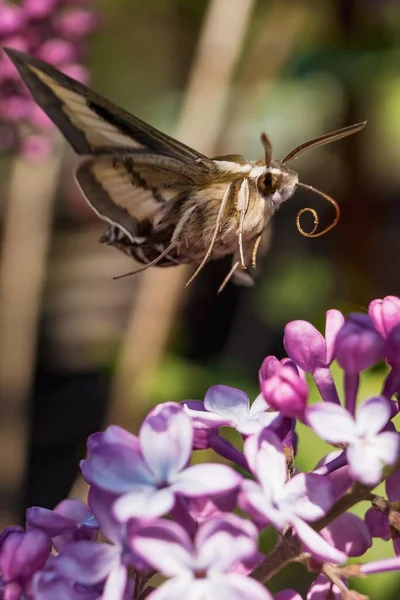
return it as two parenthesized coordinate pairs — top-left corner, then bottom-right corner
(0, 0), (400, 596)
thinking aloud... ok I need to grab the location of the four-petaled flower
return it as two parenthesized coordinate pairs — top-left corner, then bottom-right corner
(81, 403), (242, 521)
(239, 430), (346, 564)
(307, 396), (399, 486)
(129, 515), (273, 600)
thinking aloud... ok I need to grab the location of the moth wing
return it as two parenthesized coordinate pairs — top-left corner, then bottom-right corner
(3, 47), (213, 166)
(76, 153), (204, 238)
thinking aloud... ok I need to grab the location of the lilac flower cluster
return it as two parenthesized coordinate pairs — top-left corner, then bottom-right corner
(0, 0), (99, 159)
(1, 295), (400, 600)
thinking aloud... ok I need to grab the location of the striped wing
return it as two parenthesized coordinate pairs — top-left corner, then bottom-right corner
(76, 153), (205, 237)
(3, 47), (213, 165)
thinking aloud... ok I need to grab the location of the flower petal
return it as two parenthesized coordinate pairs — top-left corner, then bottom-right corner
(195, 515), (258, 572)
(321, 513), (372, 557)
(56, 541), (119, 585)
(306, 403), (357, 444)
(113, 487), (175, 521)
(204, 385), (250, 423)
(88, 487), (122, 545)
(249, 394), (269, 416)
(275, 590), (303, 600)
(144, 576), (194, 600)
(325, 309), (345, 365)
(26, 507), (76, 537)
(129, 519), (192, 576)
(31, 571), (94, 600)
(0, 530), (50, 581)
(140, 403), (193, 481)
(172, 463), (241, 497)
(81, 444), (153, 493)
(239, 480), (286, 530)
(368, 432), (399, 466)
(347, 442), (384, 485)
(282, 474), (334, 521)
(101, 563), (128, 600)
(355, 396), (391, 436)
(291, 515), (346, 564)
(210, 573), (273, 600)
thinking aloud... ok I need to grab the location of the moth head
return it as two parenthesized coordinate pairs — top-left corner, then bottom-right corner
(257, 121), (367, 238)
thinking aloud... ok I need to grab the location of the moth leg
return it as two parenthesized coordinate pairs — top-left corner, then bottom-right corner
(217, 261), (240, 294)
(113, 241), (178, 280)
(171, 205), (197, 244)
(252, 234), (263, 268)
(238, 208), (247, 269)
(185, 182), (232, 287)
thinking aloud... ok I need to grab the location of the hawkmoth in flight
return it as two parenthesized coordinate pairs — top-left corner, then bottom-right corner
(3, 47), (366, 292)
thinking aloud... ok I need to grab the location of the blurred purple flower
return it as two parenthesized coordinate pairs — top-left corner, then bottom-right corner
(239, 430), (346, 564)
(32, 567), (100, 600)
(81, 403), (241, 522)
(129, 515), (272, 600)
(26, 498), (98, 551)
(0, 0), (100, 158)
(307, 396), (399, 486)
(0, 529), (51, 598)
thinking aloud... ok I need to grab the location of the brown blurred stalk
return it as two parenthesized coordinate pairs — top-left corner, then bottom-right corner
(0, 137), (64, 527)
(70, 0), (256, 502)
(106, 0), (257, 425)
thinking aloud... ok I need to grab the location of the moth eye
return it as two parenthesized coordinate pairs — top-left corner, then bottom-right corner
(258, 172), (278, 195)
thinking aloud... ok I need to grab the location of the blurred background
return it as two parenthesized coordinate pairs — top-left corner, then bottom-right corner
(0, 0), (399, 596)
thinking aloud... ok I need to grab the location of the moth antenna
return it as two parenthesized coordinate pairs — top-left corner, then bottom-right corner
(113, 242), (178, 279)
(185, 182), (232, 287)
(260, 132), (273, 167)
(251, 234), (263, 268)
(218, 261), (240, 294)
(281, 121), (366, 164)
(295, 182), (340, 238)
(237, 179), (250, 268)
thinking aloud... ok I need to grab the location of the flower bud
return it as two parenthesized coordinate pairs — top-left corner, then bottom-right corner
(369, 296), (400, 338)
(261, 364), (307, 419)
(284, 320), (326, 372)
(335, 313), (386, 374)
(0, 4), (26, 37)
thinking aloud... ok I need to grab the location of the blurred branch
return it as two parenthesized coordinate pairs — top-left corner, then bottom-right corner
(0, 137), (63, 527)
(108, 0), (256, 421)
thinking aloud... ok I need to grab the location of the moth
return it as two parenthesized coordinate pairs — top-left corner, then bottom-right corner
(4, 47), (366, 291)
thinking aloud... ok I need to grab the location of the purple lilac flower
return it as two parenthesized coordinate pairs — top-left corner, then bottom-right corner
(239, 429), (346, 564)
(320, 513), (371, 557)
(261, 364), (308, 420)
(283, 309), (344, 404)
(335, 314), (386, 413)
(307, 396), (399, 486)
(26, 498), (98, 551)
(129, 515), (273, 600)
(183, 385), (281, 436)
(0, 528), (51, 598)
(81, 403), (241, 522)
(369, 296), (400, 338)
(0, 0), (99, 158)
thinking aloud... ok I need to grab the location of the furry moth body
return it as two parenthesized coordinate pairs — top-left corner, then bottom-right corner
(3, 48), (366, 290)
